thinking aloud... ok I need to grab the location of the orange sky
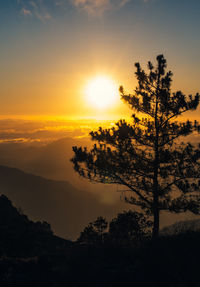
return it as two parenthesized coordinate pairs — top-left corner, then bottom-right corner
(1, 0), (200, 121)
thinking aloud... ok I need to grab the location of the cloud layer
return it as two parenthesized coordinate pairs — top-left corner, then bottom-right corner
(18, 0), (130, 20)
(18, 0), (51, 21)
(71, 0), (130, 15)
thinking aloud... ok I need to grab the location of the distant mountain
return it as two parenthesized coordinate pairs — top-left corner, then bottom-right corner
(0, 137), (89, 183)
(161, 219), (200, 235)
(0, 138), (198, 232)
(0, 194), (70, 257)
(0, 137), (119, 196)
(0, 165), (125, 239)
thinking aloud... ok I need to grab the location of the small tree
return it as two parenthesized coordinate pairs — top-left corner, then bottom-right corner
(78, 216), (108, 244)
(72, 55), (200, 238)
(109, 211), (152, 244)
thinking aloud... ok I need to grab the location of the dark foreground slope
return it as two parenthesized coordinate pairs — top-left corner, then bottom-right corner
(0, 165), (124, 239)
(2, 230), (200, 286)
(1, 195), (200, 287)
(0, 195), (70, 257)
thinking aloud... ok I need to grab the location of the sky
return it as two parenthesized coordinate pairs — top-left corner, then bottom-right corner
(1, 0), (200, 120)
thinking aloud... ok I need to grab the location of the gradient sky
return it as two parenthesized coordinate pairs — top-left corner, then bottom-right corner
(1, 0), (200, 119)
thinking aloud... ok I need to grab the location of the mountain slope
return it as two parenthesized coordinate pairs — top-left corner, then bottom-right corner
(0, 194), (70, 257)
(0, 165), (125, 239)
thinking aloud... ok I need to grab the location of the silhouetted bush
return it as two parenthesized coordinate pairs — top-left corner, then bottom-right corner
(108, 210), (152, 245)
(78, 216), (108, 244)
(77, 211), (152, 246)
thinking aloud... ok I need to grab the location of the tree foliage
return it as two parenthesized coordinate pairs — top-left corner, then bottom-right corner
(72, 55), (200, 237)
(78, 216), (108, 244)
(109, 211), (152, 244)
(77, 212), (151, 245)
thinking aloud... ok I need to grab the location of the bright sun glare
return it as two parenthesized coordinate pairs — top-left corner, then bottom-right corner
(85, 76), (118, 109)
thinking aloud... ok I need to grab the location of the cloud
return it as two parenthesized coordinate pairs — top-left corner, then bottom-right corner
(17, 0), (131, 19)
(18, 0), (51, 22)
(71, 0), (129, 15)
(0, 118), (116, 143)
(72, 0), (111, 15)
(21, 8), (32, 16)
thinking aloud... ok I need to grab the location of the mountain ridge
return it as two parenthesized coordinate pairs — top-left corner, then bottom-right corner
(0, 164), (125, 239)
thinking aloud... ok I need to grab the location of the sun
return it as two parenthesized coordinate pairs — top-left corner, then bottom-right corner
(85, 76), (118, 109)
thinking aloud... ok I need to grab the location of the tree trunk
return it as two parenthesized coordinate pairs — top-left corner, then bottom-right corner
(152, 201), (159, 239)
(152, 72), (160, 239)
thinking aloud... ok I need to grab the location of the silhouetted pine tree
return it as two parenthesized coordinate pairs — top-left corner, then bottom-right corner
(72, 55), (200, 238)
